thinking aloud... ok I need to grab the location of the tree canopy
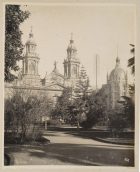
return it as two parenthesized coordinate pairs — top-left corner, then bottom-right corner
(128, 44), (135, 97)
(74, 66), (89, 99)
(128, 44), (135, 75)
(5, 5), (30, 82)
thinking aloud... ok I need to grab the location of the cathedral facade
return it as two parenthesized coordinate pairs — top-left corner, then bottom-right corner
(5, 30), (81, 101)
(5, 29), (129, 109)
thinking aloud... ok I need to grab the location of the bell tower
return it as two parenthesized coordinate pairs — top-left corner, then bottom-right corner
(22, 27), (41, 86)
(23, 27), (39, 75)
(63, 34), (80, 87)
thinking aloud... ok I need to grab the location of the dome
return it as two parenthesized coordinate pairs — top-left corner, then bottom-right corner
(109, 57), (126, 81)
(109, 68), (125, 81)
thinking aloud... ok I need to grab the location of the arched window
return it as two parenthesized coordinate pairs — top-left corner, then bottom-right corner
(29, 61), (36, 74)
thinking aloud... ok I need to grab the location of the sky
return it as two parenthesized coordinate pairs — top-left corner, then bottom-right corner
(20, 4), (135, 88)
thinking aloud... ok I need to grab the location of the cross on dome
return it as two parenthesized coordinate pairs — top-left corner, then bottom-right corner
(26, 26), (37, 46)
(116, 56), (120, 67)
(29, 26), (33, 38)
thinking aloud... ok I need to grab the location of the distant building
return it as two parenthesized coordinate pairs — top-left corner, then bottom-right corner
(5, 28), (129, 109)
(100, 56), (128, 109)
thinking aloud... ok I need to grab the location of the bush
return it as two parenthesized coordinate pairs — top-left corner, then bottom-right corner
(5, 124), (44, 144)
(5, 89), (53, 144)
(47, 119), (61, 126)
(108, 108), (128, 137)
(108, 96), (135, 137)
(79, 110), (98, 129)
(23, 123), (44, 142)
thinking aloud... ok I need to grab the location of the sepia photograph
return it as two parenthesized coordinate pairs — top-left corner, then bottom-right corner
(3, 0), (138, 170)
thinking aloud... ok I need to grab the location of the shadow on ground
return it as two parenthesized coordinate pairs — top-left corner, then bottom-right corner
(5, 142), (134, 166)
(4, 127), (134, 166)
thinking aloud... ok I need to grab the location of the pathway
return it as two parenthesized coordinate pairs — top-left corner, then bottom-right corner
(5, 130), (134, 166)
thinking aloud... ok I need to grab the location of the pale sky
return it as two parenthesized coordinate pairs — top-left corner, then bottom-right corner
(20, 4), (135, 88)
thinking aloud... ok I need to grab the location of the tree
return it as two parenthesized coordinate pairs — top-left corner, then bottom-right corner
(108, 96), (135, 137)
(72, 66), (91, 128)
(128, 44), (135, 75)
(128, 44), (135, 98)
(5, 5), (30, 82)
(79, 90), (108, 129)
(53, 87), (72, 123)
(74, 65), (89, 99)
(108, 109), (127, 137)
(5, 89), (53, 143)
(119, 96), (134, 129)
(53, 67), (91, 127)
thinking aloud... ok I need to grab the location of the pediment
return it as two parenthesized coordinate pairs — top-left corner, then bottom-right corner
(45, 74), (64, 85)
(45, 83), (64, 90)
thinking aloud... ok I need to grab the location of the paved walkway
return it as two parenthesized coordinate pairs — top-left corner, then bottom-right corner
(5, 130), (134, 166)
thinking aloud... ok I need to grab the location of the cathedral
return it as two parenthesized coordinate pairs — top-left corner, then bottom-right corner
(5, 29), (81, 101)
(5, 29), (129, 109)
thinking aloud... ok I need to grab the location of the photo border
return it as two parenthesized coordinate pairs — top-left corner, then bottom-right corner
(0, 0), (139, 172)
